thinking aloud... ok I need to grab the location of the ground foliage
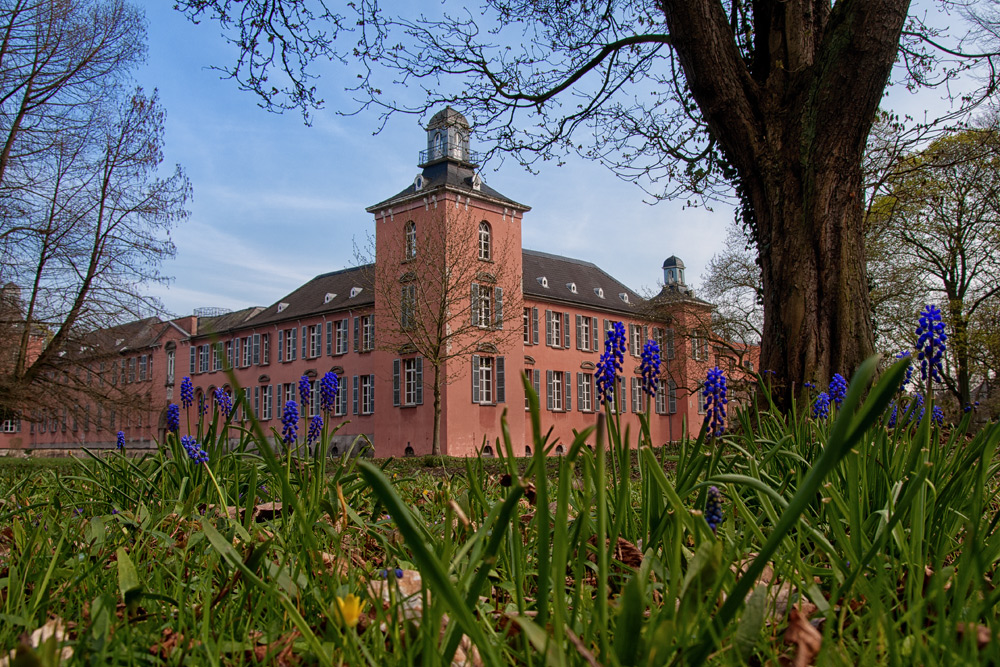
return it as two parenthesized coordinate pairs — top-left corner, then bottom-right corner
(1, 359), (1000, 665)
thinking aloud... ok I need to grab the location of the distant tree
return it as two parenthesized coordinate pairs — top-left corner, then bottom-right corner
(867, 129), (1000, 406)
(366, 211), (522, 456)
(699, 224), (763, 349)
(177, 0), (1000, 405)
(0, 0), (190, 418)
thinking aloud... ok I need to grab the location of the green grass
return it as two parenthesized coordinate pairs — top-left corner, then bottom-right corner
(2, 356), (999, 665)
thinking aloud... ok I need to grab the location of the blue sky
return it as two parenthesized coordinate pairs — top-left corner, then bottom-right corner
(137, 4), (735, 317)
(137, 3), (969, 318)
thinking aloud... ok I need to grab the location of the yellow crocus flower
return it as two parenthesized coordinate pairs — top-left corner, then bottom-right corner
(335, 593), (365, 629)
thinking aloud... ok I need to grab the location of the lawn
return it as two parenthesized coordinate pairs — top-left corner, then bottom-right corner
(1, 357), (999, 666)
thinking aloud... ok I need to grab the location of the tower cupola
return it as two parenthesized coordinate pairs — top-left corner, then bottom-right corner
(420, 107), (479, 167)
(662, 255), (686, 288)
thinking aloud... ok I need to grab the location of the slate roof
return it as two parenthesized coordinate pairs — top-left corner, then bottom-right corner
(521, 249), (643, 316)
(77, 317), (165, 356)
(366, 161), (528, 211)
(197, 307), (265, 336)
(245, 264), (375, 328)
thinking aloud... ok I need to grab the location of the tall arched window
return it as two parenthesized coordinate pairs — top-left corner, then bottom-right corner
(478, 221), (491, 261)
(404, 221), (416, 260)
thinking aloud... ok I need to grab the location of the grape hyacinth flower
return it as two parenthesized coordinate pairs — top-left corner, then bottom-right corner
(639, 339), (661, 398)
(180, 377), (194, 409)
(181, 435), (209, 464)
(812, 392), (831, 420)
(198, 394), (208, 417)
(895, 350), (913, 392)
(282, 400), (299, 445)
(299, 375), (311, 409)
(932, 405), (945, 427)
(307, 414), (323, 447)
(596, 321), (626, 404)
(214, 387), (233, 419)
(964, 401), (980, 413)
(829, 373), (848, 408)
(906, 393), (925, 425)
(320, 371), (339, 414)
(166, 403), (180, 434)
(116, 431), (125, 450)
(702, 367), (728, 437)
(915, 304), (947, 382)
(705, 486), (724, 534)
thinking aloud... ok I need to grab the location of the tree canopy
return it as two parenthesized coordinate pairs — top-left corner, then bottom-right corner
(175, 0), (1000, 402)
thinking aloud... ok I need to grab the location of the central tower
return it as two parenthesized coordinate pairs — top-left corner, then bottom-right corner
(366, 109), (530, 457)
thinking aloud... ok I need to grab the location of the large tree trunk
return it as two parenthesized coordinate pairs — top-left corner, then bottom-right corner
(661, 0), (908, 404)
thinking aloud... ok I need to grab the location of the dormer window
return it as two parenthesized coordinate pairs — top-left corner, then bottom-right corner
(324, 293), (337, 304)
(594, 287), (604, 299)
(537, 276), (549, 288)
(277, 302), (289, 313)
(414, 174), (424, 191)
(350, 287), (363, 298)
(566, 282), (577, 294)
(472, 173), (482, 191)
(619, 292), (630, 304)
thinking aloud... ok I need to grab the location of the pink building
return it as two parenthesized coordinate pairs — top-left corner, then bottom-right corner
(1, 109), (757, 455)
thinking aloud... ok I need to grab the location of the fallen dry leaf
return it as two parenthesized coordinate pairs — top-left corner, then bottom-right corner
(784, 608), (822, 667)
(956, 622), (993, 650)
(0, 617), (73, 667)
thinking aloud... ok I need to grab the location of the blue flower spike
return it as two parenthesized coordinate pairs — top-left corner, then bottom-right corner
(915, 304), (947, 382)
(702, 367), (728, 437)
(596, 321), (626, 404)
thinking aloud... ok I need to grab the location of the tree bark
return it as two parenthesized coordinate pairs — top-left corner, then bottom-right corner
(432, 362), (442, 456)
(661, 0), (908, 403)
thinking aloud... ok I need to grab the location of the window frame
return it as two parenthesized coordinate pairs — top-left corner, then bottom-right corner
(404, 221), (417, 260)
(478, 221), (491, 261)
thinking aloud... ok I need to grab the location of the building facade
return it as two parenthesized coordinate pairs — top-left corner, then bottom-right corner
(1, 109), (756, 456)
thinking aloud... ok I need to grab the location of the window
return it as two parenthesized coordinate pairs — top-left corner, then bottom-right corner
(577, 373), (594, 412)
(471, 284), (503, 329)
(308, 324), (322, 358)
(362, 316), (374, 352)
(310, 380), (320, 417)
(744, 359), (754, 372)
(523, 307), (531, 344)
(166, 350), (175, 384)
(213, 345), (223, 371)
(242, 336), (253, 367)
(1, 419), (20, 433)
(665, 328), (675, 360)
(525, 368), (540, 410)
(692, 332), (708, 361)
(393, 358), (424, 406)
(139, 355), (148, 381)
(335, 319), (349, 354)
(279, 327), (298, 362)
(199, 345), (210, 373)
(128, 357), (136, 383)
(698, 382), (706, 414)
(189, 347), (196, 374)
(353, 316), (374, 352)
(631, 377), (644, 413)
(253, 334), (262, 365)
(478, 221), (491, 260)
(655, 379), (666, 414)
(629, 324), (645, 356)
(401, 284), (417, 330)
(335, 380), (348, 416)
(545, 310), (570, 348)
(404, 221), (416, 260)
(472, 355), (505, 404)
(546, 370), (572, 412)
(576, 315), (598, 352)
(354, 374), (374, 415)
(261, 385), (273, 420)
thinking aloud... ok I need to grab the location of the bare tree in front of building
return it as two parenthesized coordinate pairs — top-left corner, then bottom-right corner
(367, 211), (522, 456)
(0, 0), (191, 418)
